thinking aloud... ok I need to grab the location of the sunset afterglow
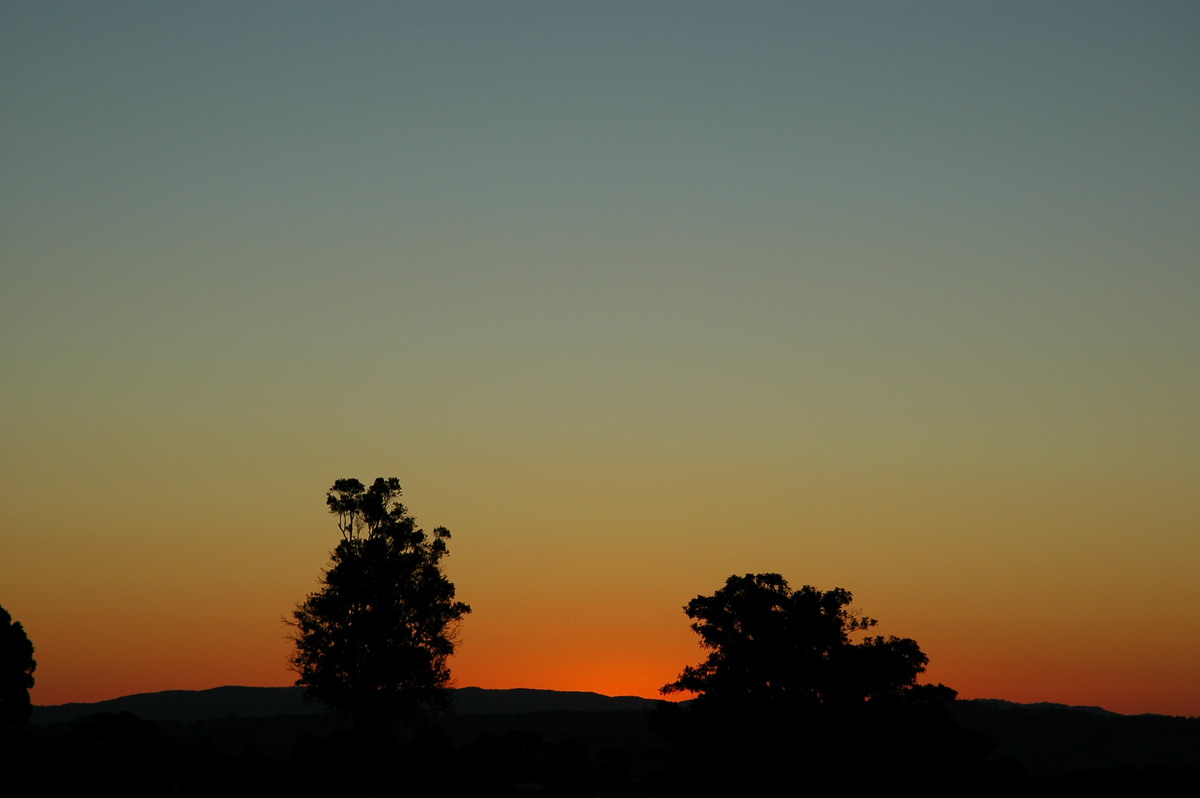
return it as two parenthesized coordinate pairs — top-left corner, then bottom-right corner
(2, 2), (1198, 718)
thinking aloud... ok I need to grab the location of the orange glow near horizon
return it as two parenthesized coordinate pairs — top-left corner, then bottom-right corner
(14, 513), (1200, 719)
(29, 641), (1200, 718)
(23, 599), (1200, 717)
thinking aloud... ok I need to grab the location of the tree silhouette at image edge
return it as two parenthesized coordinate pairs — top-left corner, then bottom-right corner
(0, 603), (36, 726)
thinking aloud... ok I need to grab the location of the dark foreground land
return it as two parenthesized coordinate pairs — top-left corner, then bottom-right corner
(7, 687), (1198, 796)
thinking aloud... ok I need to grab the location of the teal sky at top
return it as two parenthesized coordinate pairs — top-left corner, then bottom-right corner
(6, 2), (1196, 432)
(2, 2), (1199, 710)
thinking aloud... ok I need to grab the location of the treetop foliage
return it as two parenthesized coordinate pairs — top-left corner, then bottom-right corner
(327, 477), (413, 541)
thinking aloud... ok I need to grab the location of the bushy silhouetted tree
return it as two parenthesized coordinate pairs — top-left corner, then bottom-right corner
(0, 603), (36, 726)
(290, 478), (470, 739)
(663, 573), (947, 708)
(655, 574), (987, 791)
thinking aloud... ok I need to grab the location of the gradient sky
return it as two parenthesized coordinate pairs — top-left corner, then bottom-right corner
(2, 2), (1198, 716)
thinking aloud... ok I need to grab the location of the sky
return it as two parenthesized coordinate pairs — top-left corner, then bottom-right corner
(2, 1), (1198, 717)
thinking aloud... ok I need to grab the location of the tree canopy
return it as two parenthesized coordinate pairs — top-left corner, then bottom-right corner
(654, 574), (981, 788)
(662, 573), (946, 708)
(290, 478), (471, 737)
(0, 603), (36, 726)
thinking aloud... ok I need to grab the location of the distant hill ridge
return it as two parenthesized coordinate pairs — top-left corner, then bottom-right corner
(33, 685), (1189, 727)
(30, 687), (1200, 778)
(32, 685), (660, 724)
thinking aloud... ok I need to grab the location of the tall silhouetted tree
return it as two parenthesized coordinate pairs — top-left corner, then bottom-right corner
(0, 603), (36, 726)
(290, 478), (470, 738)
